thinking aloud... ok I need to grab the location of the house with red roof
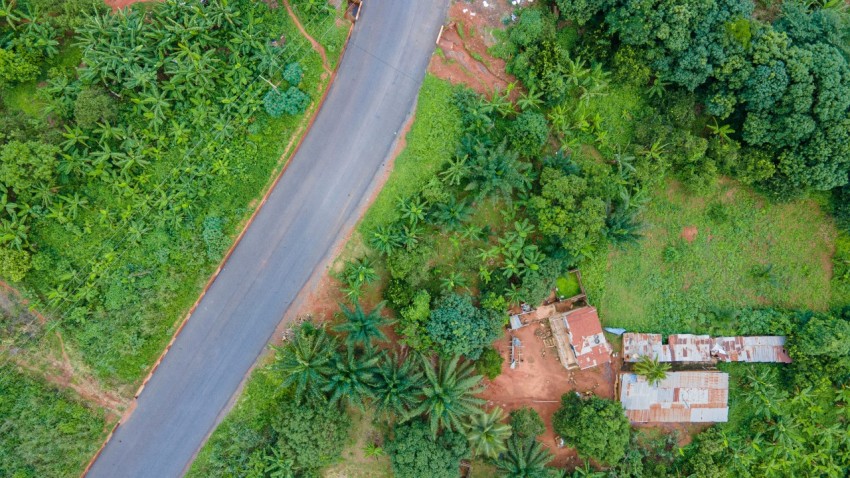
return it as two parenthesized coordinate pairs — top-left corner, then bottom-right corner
(549, 306), (612, 370)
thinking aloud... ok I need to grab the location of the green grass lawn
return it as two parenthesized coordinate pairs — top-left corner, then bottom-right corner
(586, 179), (837, 333)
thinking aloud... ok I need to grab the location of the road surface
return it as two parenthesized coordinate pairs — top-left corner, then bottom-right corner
(86, 1), (449, 476)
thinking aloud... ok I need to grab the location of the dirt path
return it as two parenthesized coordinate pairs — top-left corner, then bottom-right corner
(9, 354), (128, 415)
(0, 280), (129, 415)
(282, 0), (333, 76)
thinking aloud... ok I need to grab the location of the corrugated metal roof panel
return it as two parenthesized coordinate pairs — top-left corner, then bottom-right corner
(619, 372), (728, 423)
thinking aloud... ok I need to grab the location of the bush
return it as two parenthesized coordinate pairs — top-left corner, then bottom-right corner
(282, 62), (304, 86)
(201, 216), (229, 261)
(553, 393), (630, 464)
(272, 400), (351, 474)
(475, 347), (504, 379)
(427, 293), (503, 359)
(0, 247), (31, 282)
(263, 86), (310, 117)
(509, 110), (550, 157)
(509, 407), (545, 439)
(386, 421), (469, 478)
(73, 86), (116, 129)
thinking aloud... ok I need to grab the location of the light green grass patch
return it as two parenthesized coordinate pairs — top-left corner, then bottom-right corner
(590, 179), (836, 333)
(358, 75), (463, 234)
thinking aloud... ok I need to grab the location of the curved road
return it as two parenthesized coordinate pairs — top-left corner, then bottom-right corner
(86, 1), (449, 476)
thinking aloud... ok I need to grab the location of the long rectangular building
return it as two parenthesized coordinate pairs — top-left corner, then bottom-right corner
(620, 372), (729, 423)
(623, 333), (791, 364)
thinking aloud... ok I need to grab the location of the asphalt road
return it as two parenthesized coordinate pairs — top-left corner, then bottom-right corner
(85, 1), (449, 476)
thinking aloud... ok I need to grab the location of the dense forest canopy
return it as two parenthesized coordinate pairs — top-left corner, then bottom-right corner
(553, 0), (850, 194)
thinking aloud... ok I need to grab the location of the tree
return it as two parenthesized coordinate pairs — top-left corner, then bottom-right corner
(372, 352), (423, 419)
(272, 399), (351, 474)
(323, 348), (379, 409)
(465, 407), (512, 459)
(495, 435), (553, 478)
(273, 323), (336, 403)
(553, 393), (630, 465)
(509, 110), (550, 157)
(475, 347), (504, 380)
(426, 293), (503, 359)
(633, 355), (671, 386)
(263, 86), (310, 117)
(509, 407), (545, 439)
(334, 301), (389, 349)
(407, 355), (486, 437)
(282, 62), (303, 87)
(529, 167), (607, 260)
(386, 420), (469, 478)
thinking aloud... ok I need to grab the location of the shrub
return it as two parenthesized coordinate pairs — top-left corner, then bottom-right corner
(0, 247), (31, 282)
(475, 347), (504, 379)
(263, 86), (310, 117)
(509, 407), (545, 439)
(386, 421), (469, 478)
(272, 400), (351, 474)
(282, 62), (304, 86)
(73, 86), (116, 129)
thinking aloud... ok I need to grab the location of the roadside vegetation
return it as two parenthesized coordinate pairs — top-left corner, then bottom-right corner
(0, 0), (347, 475)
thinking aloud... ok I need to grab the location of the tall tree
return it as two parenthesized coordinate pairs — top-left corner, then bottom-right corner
(334, 301), (390, 350)
(465, 407), (512, 459)
(273, 323), (336, 404)
(633, 355), (671, 386)
(407, 355), (486, 437)
(372, 352), (423, 419)
(495, 435), (553, 478)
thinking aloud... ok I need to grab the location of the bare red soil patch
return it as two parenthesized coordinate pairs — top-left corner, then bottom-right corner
(429, 2), (517, 97)
(481, 323), (618, 468)
(681, 226), (698, 243)
(103, 0), (154, 11)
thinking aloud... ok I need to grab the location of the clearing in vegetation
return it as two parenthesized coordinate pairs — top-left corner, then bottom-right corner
(590, 179), (836, 333)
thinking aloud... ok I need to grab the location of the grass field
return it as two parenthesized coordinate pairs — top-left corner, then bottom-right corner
(585, 179), (837, 334)
(357, 75), (463, 235)
(0, 369), (107, 477)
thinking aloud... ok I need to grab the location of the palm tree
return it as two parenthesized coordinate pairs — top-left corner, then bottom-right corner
(407, 355), (486, 437)
(634, 355), (670, 386)
(334, 302), (389, 349)
(323, 348), (379, 409)
(369, 225), (401, 255)
(372, 352), (423, 419)
(466, 407), (512, 459)
(273, 323), (337, 403)
(496, 436), (553, 478)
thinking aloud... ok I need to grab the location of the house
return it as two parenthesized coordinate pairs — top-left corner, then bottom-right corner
(549, 306), (612, 370)
(623, 333), (791, 364)
(619, 372), (729, 423)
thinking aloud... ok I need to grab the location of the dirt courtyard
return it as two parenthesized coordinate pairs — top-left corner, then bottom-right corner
(481, 322), (619, 468)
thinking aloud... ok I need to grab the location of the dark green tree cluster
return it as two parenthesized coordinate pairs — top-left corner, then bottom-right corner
(554, 0), (850, 194)
(553, 393), (630, 465)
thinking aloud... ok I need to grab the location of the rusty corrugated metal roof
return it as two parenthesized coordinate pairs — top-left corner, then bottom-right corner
(620, 372), (729, 423)
(623, 333), (792, 364)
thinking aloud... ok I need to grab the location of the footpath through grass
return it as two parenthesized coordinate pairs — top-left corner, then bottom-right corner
(586, 179), (837, 333)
